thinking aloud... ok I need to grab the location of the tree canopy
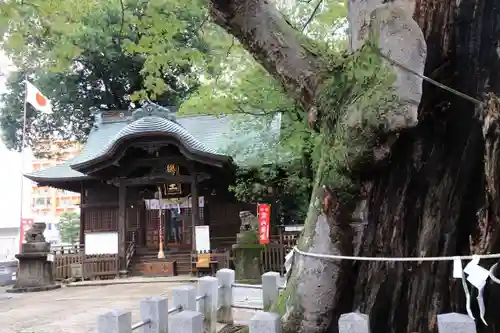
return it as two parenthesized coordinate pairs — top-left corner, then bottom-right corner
(0, 0), (347, 222)
(0, 0), (210, 152)
(58, 211), (80, 244)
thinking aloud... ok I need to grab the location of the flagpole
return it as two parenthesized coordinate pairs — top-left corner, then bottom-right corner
(19, 77), (28, 238)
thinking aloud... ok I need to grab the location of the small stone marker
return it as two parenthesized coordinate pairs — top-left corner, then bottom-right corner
(139, 296), (168, 333)
(169, 310), (203, 333)
(216, 268), (235, 324)
(249, 312), (281, 333)
(437, 313), (476, 333)
(171, 285), (197, 311)
(338, 312), (370, 333)
(97, 309), (132, 333)
(198, 276), (218, 333)
(262, 271), (280, 311)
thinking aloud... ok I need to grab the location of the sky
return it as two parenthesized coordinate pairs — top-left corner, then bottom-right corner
(0, 52), (25, 229)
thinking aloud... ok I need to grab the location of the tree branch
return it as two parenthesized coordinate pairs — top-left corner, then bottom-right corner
(234, 104), (282, 116)
(208, 0), (323, 108)
(302, 0), (324, 32)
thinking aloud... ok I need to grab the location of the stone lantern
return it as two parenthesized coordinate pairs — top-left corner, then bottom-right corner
(7, 222), (60, 293)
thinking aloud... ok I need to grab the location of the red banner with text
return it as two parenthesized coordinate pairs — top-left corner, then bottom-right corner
(19, 218), (34, 252)
(257, 204), (271, 244)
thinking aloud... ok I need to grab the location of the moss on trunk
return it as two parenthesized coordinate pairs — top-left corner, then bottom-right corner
(209, 0), (500, 332)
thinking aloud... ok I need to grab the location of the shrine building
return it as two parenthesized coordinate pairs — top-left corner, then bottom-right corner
(24, 102), (282, 276)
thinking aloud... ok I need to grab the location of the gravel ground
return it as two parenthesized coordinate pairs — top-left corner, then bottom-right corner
(0, 280), (282, 332)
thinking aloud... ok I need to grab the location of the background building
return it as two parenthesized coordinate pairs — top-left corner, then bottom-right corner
(27, 140), (82, 244)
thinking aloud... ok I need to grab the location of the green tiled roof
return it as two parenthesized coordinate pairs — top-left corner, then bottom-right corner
(24, 105), (282, 183)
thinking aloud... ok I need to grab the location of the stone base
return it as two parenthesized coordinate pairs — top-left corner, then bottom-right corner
(232, 244), (264, 282)
(13, 252), (57, 292)
(119, 270), (129, 278)
(6, 283), (61, 293)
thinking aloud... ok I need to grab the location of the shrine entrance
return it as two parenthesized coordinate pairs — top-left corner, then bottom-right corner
(144, 207), (191, 251)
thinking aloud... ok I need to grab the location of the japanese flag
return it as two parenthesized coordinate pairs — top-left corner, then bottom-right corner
(25, 81), (52, 114)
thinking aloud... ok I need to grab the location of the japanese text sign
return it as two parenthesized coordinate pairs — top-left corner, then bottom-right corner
(19, 218), (34, 251)
(257, 204), (271, 244)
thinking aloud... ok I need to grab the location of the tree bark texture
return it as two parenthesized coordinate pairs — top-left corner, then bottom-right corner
(208, 0), (500, 332)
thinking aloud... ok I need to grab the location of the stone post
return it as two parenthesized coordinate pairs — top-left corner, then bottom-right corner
(262, 271), (280, 311)
(232, 211), (265, 283)
(216, 268), (235, 324)
(169, 310), (204, 333)
(97, 309), (132, 333)
(249, 312), (281, 333)
(338, 312), (370, 333)
(171, 285), (197, 311)
(139, 296), (168, 333)
(437, 313), (476, 333)
(198, 276), (218, 333)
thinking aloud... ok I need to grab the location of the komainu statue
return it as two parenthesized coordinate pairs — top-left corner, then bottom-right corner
(239, 211), (259, 231)
(24, 223), (46, 243)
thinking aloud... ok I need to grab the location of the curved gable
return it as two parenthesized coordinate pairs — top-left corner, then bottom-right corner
(70, 116), (232, 173)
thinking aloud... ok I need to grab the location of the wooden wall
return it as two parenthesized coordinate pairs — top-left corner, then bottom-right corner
(205, 193), (256, 249)
(82, 182), (119, 234)
(80, 181), (256, 250)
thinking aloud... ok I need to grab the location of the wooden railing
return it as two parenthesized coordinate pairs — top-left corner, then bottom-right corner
(53, 252), (82, 279)
(83, 254), (119, 279)
(51, 244), (84, 255)
(52, 231), (299, 280)
(261, 244), (285, 274)
(52, 243), (119, 281)
(210, 232), (300, 275)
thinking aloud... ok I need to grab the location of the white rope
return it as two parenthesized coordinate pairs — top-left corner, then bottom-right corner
(293, 246), (500, 262)
(490, 263), (500, 284)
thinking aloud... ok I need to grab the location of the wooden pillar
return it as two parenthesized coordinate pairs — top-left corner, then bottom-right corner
(118, 182), (127, 276)
(79, 183), (85, 252)
(191, 173), (200, 252)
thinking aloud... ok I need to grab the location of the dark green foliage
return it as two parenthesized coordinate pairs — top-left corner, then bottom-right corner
(58, 211), (80, 244)
(0, 0), (208, 153)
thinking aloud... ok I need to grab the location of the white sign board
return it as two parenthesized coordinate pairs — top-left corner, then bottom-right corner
(285, 225), (304, 232)
(84, 232), (118, 255)
(195, 226), (210, 253)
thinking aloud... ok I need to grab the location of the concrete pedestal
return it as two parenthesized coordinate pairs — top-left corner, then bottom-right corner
(7, 252), (60, 293)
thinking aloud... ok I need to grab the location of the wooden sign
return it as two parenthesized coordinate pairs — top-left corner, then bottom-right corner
(257, 204), (271, 244)
(163, 164), (181, 195)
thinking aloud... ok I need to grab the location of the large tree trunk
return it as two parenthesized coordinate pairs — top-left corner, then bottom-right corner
(209, 0), (500, 332)
(353, 1), (500, 332)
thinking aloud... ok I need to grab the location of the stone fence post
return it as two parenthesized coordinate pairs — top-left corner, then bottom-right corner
(262, 271), (280, 311)
(139, 296), (168, 333)
(97, 309), (132, 333)
(169, 310), (204, 333)
(171, 285), (197, 311)
(216, 268), (235, 324)
(249, 312), (281, 333)
(198, 276), (218, 333)
(338, 312), (370, 333)
(437, 313), (476, 333)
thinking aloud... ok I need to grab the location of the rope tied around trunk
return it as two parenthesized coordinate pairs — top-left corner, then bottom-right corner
(289, 246), (500, 325)
(374, 48), (484, 106)
(292, 245), (500, 261)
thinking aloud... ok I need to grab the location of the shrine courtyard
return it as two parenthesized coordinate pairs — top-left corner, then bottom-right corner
(0, 281), (262, 333)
